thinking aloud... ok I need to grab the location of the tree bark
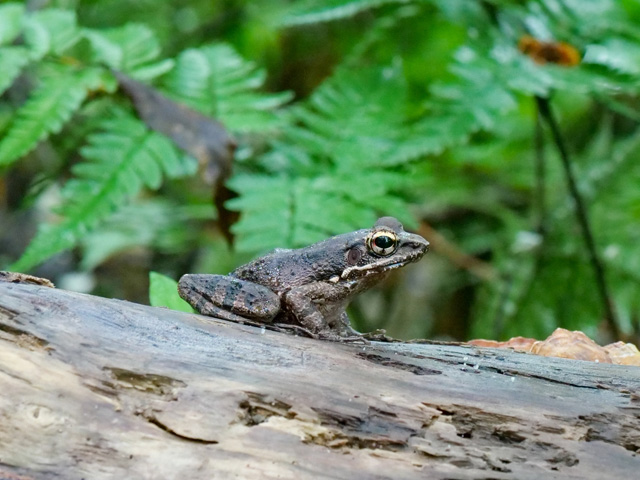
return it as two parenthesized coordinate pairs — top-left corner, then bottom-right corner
(0, 282), (638, 479)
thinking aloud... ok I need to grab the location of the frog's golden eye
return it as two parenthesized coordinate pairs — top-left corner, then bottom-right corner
(367, 230), (398, 256)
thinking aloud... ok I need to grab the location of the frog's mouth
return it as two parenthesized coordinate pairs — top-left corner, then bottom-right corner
(340, 249), (425, 280)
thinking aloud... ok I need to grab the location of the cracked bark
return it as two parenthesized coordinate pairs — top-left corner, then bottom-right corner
(0, 283), (638, 480)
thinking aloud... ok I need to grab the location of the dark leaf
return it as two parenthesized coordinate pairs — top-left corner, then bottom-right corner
(115, 71), (237, 241)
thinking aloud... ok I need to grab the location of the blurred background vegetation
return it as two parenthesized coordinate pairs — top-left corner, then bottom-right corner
(1, 0), (640, 344)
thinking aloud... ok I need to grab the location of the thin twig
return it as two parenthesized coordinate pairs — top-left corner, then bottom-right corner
(535, 96), (620, 339)
(534, 105), (547, 235)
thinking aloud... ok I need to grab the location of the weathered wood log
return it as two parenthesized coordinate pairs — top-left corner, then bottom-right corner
(0, 282), (638, 479)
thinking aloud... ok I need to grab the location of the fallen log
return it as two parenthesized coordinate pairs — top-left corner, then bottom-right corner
(0, 282), (638, 479)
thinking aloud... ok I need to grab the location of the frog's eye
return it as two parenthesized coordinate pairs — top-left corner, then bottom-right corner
(367, 230), (398, 256)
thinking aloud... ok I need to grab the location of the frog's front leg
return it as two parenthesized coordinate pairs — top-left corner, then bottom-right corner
(178, 274), (280, 323)
(282, 283), (361, 339)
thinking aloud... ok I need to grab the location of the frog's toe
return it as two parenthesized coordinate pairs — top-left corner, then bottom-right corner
(272, 323), (319, 339)
(316, 331), (368, 343)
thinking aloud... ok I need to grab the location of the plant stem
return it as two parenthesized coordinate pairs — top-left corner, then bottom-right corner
(535, 96), (620, 339)
(534, 105), (547, 235)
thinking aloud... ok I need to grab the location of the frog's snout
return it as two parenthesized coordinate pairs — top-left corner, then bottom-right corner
(404, 232), (429, 257)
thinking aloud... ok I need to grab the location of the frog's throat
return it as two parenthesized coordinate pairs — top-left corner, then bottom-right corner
(340, 252), (423, 280)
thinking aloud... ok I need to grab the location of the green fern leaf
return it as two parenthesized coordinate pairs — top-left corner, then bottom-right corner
(0, 3), (24, 45)
(9, 112), (197, 272)
(228, 65), (426, 252)
(80, 199), (213, 269)
(478, 38), (640, 99)
(85, 23), (168, 78)
(280, 0), (411, 26)
(28, 9), (81, 55)
(83, 29), (124, 68)
(22, 15), (50, 61)
(113, 24), (160, 71)
(0, 65), (104, 168)
(230, 60), (512, 252)
(0, 46), (30, 96)
(288, 65), (409, 169)
(162, 43), (292, 133)
(228, 168), (414, 252)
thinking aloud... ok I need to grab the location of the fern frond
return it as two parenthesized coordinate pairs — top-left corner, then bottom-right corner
(229, 59), (519, 252)
(28, 9), (81, 55)
(280, 0), (411, 26)
(228, 166), (414, 253)
(0, 46), (30, 96)
(0, 3), (24, 45)
(83, 23), (172, 80)
(288, 65), (409, 169)
(80, 199), (213, 269)
(0, 65), (105, 168)
(479, 39), (640, 99)
(9, 112), (197, 272)
(102, 23), (160, 71)
(162, 43), (292, 133)
(228, 65), (426, 252)
(22, 15), (51, 61)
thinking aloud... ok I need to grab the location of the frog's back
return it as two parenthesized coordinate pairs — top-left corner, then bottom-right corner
(231, 231), (364, 291)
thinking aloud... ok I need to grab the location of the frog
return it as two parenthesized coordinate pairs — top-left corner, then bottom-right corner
(178, 217), (429, 340)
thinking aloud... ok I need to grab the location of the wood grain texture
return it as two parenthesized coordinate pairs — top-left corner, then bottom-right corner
(0, 282), (638, 479)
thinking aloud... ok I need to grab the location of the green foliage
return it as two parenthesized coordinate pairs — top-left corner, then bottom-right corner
(0, 1), (287, 274)
(161, 44), (292, 132)
(80, 199), (214, 270)
(0, 65), (106, 167)
(149, 271), (194, 313)
(0, 3), (24, 45)
(279, 0), (412, 26)
(9, 111), (196, 272)
(0, 47), (30, 96)
(2, 0), (640, 341)
(228, 65), (423, 251)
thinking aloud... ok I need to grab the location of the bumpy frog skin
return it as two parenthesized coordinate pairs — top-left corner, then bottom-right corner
(178, 217), (429, 339)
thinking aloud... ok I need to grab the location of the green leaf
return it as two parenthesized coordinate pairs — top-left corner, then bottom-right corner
(0, 3), (24, 45)
(28, 9), (81, 55)
(583, 38), (640, 75)
(289, 65), (410, 168)
(149, 271), (194, 313)
(22, 15), (51, 61)
(280, 0), (412, 26)
(162, 43), (292, 133)
(0, 65), (104, 168)
(128, 58), (174, 81)
(80, 200), (214, 270)
(99, 23), (161, 73)
(0, 46), (30, 96)
(83, 29), (124, 67)
(227, 169), (412, 252)
(84, 25), (173, 80)
(228, 64), (428, 252)
(9, 112), (197, 272)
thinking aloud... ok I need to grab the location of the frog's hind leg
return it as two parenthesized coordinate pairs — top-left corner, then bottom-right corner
(188, 299), (252, 323)
(178, 273), (280, 323)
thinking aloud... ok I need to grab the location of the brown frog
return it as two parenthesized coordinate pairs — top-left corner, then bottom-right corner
(178, 217), (428, 340)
